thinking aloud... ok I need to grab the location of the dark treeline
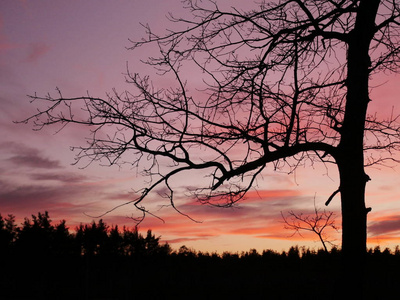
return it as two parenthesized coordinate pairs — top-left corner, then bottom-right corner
(1, 212), (399, 299)
(0, 211), (171, 258)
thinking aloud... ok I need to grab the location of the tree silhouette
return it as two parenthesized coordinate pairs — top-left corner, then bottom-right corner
(282, 204), (338, 252)
(22, 0), (400, 296)
(106, 224), (123, 256)
(1, 211), (400, 297)
(74, 223), (85, 256)
(0, 214), (17, 255)
(81, 219), (109, 256)
(15, 211), (55, 256)
(122, 226), (146, 256)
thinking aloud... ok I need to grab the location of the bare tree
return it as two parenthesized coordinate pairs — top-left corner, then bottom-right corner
(282, 201), (339, 252)
(22, 0), (400, 296)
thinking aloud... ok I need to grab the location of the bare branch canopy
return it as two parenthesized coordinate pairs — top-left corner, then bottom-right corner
(21, 2), (400, 290)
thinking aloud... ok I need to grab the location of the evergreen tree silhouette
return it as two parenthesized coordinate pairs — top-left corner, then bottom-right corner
(0, 214), (16, 255)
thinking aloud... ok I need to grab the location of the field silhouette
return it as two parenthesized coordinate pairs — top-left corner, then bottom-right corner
(0, 212), (398, 299)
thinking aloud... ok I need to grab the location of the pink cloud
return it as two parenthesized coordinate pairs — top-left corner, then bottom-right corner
(24, 42), (51, 63)
(0, 16), (19, 52)
(0, 40), (18, 52)
(165, 235), (215, 245)
(243, 189), (302, 203)
(368, 235), (400, 244)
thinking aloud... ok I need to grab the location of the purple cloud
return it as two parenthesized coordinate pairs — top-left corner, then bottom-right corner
(1, 142), (62, 169)
(29, 172), (87, 183)
(7, 154), (61, 169)
(24, 42), (51, 63)
(369, 217), (400, 236)
(0, 177), (112, 225)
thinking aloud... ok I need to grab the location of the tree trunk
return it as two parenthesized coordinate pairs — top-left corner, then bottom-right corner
(337, 159), (368, 296)
(337, 0), (380, 297)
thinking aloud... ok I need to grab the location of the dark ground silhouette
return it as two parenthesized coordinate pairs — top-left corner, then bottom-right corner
(0, 212), (398, 299)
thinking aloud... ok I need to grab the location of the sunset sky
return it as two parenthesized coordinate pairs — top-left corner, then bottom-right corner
(1, 0), (400, 254)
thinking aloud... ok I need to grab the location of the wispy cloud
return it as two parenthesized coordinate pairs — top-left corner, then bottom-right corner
(1, 142), (62, 169)
(29, 172), (87, 183)
(0, 15), (19, 53)
(23, 42), (51, 63)
(0, 180), (83, 210)
(165, 236), (216, 245)
(7, 154), (61, 169)
(0, 175), (119, 226)
(369, 216), (400, 236)
(244, 189), (301, 203)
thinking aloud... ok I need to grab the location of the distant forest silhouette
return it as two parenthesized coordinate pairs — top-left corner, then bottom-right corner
(0, 212), (398, 299)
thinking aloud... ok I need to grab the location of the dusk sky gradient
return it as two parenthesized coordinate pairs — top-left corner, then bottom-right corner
(2, 0), (400, 253)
